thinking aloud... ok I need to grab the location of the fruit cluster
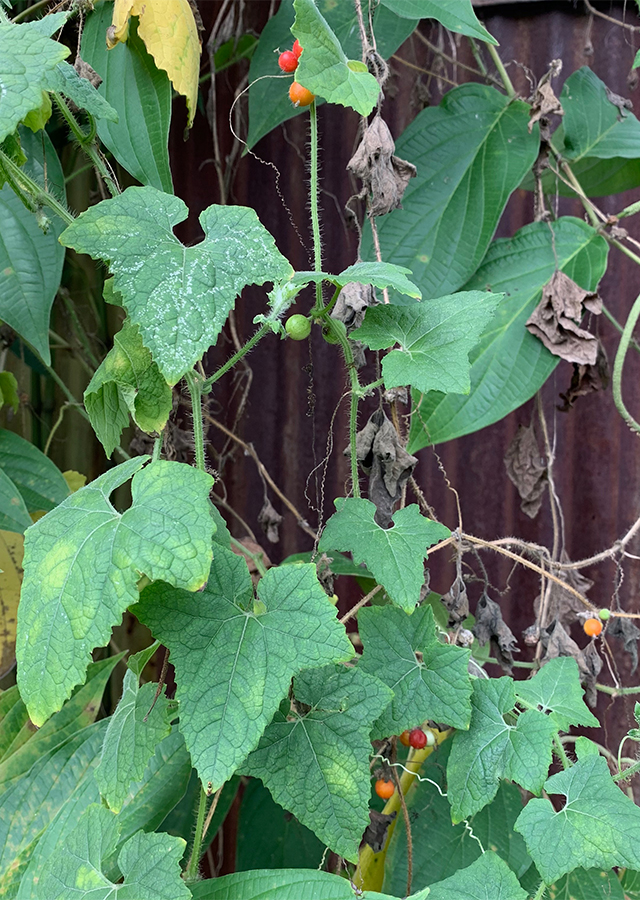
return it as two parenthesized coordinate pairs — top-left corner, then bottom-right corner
(278, 40), (315, 108)
(399, 727), (435, 749)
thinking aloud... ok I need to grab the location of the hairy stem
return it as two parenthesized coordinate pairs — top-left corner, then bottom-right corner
(184, 786), (208, 881)
(309, 100), (323, 310)
(612, 291), (640, 434)
(185, 371), (206, 471)
(0, 148), (73, 225)
(52, 93), (120, 196)
(203, 323), (269, 390)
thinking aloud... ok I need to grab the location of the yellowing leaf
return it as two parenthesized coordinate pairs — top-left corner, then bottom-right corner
(108, 0), (201, 127)
(62, 470), (87, 493)
(0, 530), (24, 677)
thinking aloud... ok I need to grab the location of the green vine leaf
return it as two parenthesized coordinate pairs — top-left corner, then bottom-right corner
(95, 664), (173, 813)
(243, 665), (393, 862)
(34, 803), (190, 900)
(379, 0), (497, 45)
(514, 657), (599, 732)
(85, 319), (173, 458)
(292, 0), (380, 116)
(0, 15), (70, 143)
(0, 469), (31, 534)
(426, 852), (527, 900)
(132, 547), (353, 790)
(16, 458), (214, 726)
(364, 84), (538, 302)
(515, 754), (640, 883)
(447, 677), (556, 822)
(190, 869), (430, 899)
(318, 499), (450, 612)
(0, 427), (69, 513)
(60, 186), (293, 384)
(49, 61), (119, 122)
(358, 605), (472, 735)
(353, 291), (501, 394)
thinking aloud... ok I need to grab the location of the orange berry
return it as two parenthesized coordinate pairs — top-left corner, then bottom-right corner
(289, 82), (315, 107)
(399, 730), (411, 747)
(375, 778), (395, 800)
(583, 617), (603, 637)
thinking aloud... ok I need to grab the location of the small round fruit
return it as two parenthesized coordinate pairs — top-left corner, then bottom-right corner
(599, 608), (611, 621)
(289, 82), (315, 107)
(399, 730), (411, 747)
(409, 728), (428, 749)
(292, 39), (303, 59)
(375, 778), (395, 800)
(285, 314), (311, 340)
(278, 50), (298, 73)
(584, 617), (603, 637)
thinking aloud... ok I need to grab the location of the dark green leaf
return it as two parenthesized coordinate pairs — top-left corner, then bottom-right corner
(133, 546), (352, 789)
(620, 868), (640, 899)
(159, 771), (238, 862)
(515, 754), (640, 883)
(243, 665), (392, 862)
(319, 499), (450, 612)
(17, 458), (214, 726)
(190, 869), (427, 899)
(380, 0), (496, 44)
(363, 84), (538, 301)
(359, 605), (472, 735)
(60, 186), (293, 384)
(353, 291), (501, 395)
(426, 852), (527, 900)
(50, 61), (119, 122)
(514, 657), (599, 732)
(543, 868), (625, 900)
(82, 2), (173, 192)
(447, 677), (556, 821)
(407, 217), (609, 449)
(0, 470), (31, 534)
(0, 428), (69, 512)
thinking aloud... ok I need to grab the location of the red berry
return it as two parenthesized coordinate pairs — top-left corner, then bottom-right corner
(289, 82), (314, 107)
(374, 778), (395, 800)
(278, 50), (298, 73)
(399, 730), (411, 747)
(292, 39), (303, 59)
(409, 728), (428, 749)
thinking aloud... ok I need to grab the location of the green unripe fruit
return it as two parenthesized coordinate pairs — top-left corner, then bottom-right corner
(285, 315), (311, 340)
(599, 608), (611, 621)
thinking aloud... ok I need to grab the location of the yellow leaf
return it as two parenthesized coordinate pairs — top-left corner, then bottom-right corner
(0, 531), (24, 678)
(108, 0), (201, 127)
(63, 470), (87, 493)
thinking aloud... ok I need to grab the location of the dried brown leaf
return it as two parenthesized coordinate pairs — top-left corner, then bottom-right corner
(526, 270), (602, 365)
(443, 575), (469, 627)
(473, 592), (519, 672)
(607, 615), (640, 673)
(331, 281), (376, 332)
(557, 340), (609, 411)
(347, 114), (416, 217)
(258, 498), (283, 544)
(534, 552), (593, 627)
(504, 423), (547, 518)
(362, 809), (397, 852)
(529, 81), (563, 133)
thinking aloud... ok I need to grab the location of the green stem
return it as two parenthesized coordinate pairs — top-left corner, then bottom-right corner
(486, 43), (515, 98)
(12, 0), (53, 22)
(52, 93), (120, 196)
(553, 734), (572, 770)
(322, 315), (361, 497)
(602, 303), (640, 357)
(185, 371), (206, 471)
(184, 786), (208, 881)
(612, 291), (640, 435)
(152, 436), (163, 462)
(613, 757), (640, 782)
(531, 882), (547, 900)
(309, 100), (323, 312)
(596, 682), (640, 696)
(0, 149), (74, 225)
(203, 324), (269, 390)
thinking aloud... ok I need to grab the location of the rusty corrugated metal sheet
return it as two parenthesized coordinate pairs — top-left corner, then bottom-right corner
(172, 2), (640, 771)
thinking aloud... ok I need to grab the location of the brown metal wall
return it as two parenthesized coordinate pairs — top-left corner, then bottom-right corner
(171, 1), (640, 751)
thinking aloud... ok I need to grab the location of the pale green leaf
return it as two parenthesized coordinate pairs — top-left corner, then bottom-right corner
(359, 605), (471, 735)
(447, 677), (556, 822)
(49, 61), (119, 122)
(292, 0), (380, 116)
(427, 853), (527, 900)
(380, 0), (497, 44)
(34, 803), (190, 900)
(95, 670), (172, 812)
(0, 18), (69, 143)
(82, 3), (173, 193)
(60, 186), (293, 384)
(0, 128), (66, 363)
(133, 546), (353, 789)
(353, 291), (501, 394)
(337, 261), (421, 298)
(17, 458), (214, 726)
(0, 428), (69, 512)
(191, 868), (426, 899)
(247, 0), (416, 149)
(408, 218), (609, 449)
(319, 499), (450, 612)
(85, 319), (173, 457)
(363, 84), (538, 301)
(542, 868), (625, 900)
(0, 469), (31, 534)
(515, 755), (640, 883)
(243, 665), (392, 862)
(514, 657), (599, 733)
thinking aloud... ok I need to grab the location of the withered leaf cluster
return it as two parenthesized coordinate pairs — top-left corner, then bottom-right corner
(526, 270), (602, 365)
(504, 423), (547, 518)
(473, 592), (519, 672)
(557, 341), (609, 411)
(258, 498), (283, 544)
(348, 114), (416, 217)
